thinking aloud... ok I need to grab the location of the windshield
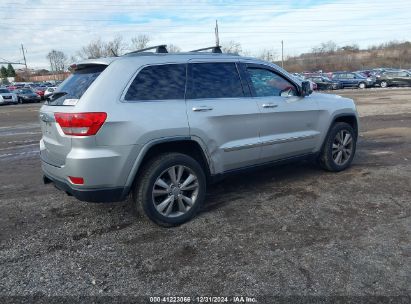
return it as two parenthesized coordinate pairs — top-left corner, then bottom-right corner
(47, 65), (106, 106)
(0, 89), (10, 93)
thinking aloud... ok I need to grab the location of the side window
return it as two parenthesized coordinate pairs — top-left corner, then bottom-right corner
(397, 71), (408, 77)
(125, 64), (186, 101)
(247, 68), (297, 97)
(346, 73), (354, 79)
(188, 63), (244, 99)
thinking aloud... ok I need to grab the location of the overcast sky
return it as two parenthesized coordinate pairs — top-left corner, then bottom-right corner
(1, 0), (410, 69)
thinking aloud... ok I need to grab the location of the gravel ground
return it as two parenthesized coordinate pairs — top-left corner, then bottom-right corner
(0, 88), (410, 303)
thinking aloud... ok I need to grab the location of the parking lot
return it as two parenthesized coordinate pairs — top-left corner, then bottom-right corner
(0, 88), (410, 299)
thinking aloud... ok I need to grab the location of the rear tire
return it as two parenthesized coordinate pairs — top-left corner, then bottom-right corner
(319, 122), (356, 172)
(132, 153), (206, 227)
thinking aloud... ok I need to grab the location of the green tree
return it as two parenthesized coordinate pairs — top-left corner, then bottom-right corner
(0, 66), (7, 78)
(7, 63), (16, 77)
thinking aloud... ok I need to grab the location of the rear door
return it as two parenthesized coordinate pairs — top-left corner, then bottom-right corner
(345, 73), (357, 87)
(395, 71), (411, 86)
(335, 74), (348, 87)
(386, 72), (399, 85)
(39, 65), (106, 167)
(242, 63), (320, 163)
(186, 60), (261, 173)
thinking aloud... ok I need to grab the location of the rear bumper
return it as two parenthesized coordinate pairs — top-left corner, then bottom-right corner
(43, 173), (128, 203)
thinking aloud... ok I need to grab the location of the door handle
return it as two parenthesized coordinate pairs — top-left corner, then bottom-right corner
(192, 106), (213, 112)
(262, 103), (278, 108)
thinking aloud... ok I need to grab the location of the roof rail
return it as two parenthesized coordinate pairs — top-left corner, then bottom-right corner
(125, 45), (168, 55)
(190, 46), (222, 53)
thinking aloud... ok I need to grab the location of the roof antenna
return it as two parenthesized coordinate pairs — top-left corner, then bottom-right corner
(215, 20), (220, 48)
(111, 48), (118, 57)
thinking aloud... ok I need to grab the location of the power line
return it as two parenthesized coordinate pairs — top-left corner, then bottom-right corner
(1, 21), (410, 28)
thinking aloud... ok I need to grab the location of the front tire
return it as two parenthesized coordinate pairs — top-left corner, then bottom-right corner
(132, 153), (206, 227)
(380, 81), (388, 88)
(319, 122), (356, 172)
(358, 82), (366, 89)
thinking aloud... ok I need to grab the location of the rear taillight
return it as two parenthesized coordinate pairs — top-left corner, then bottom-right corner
(54, 112), (107, 136)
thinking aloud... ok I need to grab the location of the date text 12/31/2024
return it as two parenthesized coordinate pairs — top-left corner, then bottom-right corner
(149, 296), (258, 303)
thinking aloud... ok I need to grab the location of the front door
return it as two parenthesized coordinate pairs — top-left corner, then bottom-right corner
(242, 63), (321, 163)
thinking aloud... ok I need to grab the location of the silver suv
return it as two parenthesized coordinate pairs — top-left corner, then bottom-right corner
(40, 46), (359, 226)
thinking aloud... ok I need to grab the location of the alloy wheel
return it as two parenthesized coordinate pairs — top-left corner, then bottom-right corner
(332, 130), (353, 166)
(152, 165), (199, 218)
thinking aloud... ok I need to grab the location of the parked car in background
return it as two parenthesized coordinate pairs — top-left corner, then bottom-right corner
(356, 70), (379, 78)
(7, 85), (18, 91)
(375, 70), (411, 87)
(356, 71), (377, 83)
(293, 75), (317, 91)
(0, 88), (18, 105)
(34, 87), (47, 100)
(44, 87), (57, 99)
(15, 88), (41, 103)
(331, 72), (375, 89)
(306, 76), (342, 90)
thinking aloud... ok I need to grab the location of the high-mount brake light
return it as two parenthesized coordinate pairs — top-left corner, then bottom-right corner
(54, 112), (107, 136)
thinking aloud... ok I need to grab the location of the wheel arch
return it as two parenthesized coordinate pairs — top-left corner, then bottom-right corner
(320, 113), (359, 152)
(124, 137), (213, 194)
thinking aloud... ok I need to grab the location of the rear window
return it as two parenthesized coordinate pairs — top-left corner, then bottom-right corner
(47, 65), (106, 106)
(125, 64), (186, 101)
(0, 89), (10, 93)
(187, 63), (244, 99)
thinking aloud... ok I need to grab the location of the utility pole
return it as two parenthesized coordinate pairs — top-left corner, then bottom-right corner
(281, 40), (284, 69)
(21, 44), (27, 70)
(21, 44), (28, 81)
(215, 20), (220, 47)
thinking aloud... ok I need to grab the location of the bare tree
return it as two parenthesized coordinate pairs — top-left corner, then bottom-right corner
(257, 49), (277, 62)
(168, 44), (181, 53)
(77, 38), (106, 59)
(46, 50), (67, 73)
(77, 36), (124, 59)
(106, 36), (124, 56)
(312, 40), (337, 54)
(131, 34), (151, 50)
(222, 40), (242, 54)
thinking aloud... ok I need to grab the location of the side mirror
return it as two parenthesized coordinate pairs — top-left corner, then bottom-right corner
(301, 81), (312, 97)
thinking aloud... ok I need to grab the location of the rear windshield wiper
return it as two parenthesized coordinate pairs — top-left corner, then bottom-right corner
(46, 91), (68, 104)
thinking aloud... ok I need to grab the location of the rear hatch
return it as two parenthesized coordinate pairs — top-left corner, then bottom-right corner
(40, 64), (107, 167)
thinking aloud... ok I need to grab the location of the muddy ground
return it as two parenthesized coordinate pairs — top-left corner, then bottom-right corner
(0, 88), (410, 302)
